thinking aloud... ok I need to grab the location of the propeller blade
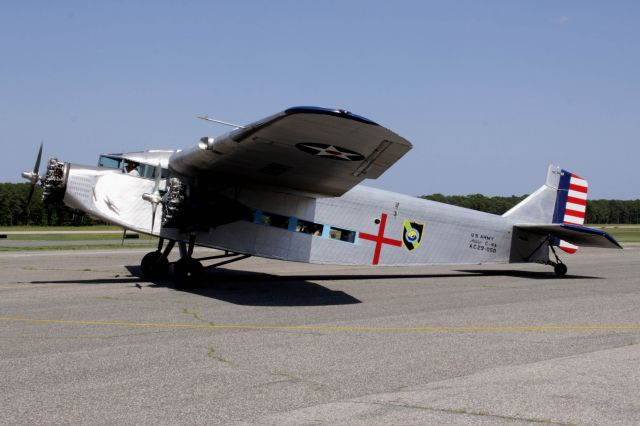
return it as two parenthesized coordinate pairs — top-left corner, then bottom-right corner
(26, 184), (36, 208)
(121, 229), (127, 246)
(151, 203), (158, 232)
(150, 162), (162, 232)
(153, 162), (161, 193)
(34, 141), (43, 176)
(25, 142), (44, 209)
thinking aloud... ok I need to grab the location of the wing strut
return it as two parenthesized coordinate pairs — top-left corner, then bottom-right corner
(197, 116), (246, 129)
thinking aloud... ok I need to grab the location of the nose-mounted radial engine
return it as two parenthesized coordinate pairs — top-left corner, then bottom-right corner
(21, 143), (68, 206)
(41, 158), (68, 203)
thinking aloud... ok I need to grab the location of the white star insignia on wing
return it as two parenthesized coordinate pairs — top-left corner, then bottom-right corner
(300, 144), (359, 161)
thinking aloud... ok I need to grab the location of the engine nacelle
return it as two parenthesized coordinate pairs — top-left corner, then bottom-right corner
(160, 176), (253, 230)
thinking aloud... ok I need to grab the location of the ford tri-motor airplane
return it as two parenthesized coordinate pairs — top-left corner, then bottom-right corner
(22, 107), (621, 286)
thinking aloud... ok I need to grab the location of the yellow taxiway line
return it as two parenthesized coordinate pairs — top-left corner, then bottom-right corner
(2, 317), (640, 332)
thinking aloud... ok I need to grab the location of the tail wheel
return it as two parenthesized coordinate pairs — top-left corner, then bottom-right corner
(554, 263), (568, 277)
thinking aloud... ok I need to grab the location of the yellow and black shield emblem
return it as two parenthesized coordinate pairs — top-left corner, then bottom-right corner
(402, 220), (424, 251)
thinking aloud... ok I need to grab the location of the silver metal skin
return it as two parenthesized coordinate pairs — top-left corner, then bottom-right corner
(27, 107), (621, 273)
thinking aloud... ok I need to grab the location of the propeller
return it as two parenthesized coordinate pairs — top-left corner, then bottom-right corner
(142, 163), (163, 232)
(21, 142), (43, 207)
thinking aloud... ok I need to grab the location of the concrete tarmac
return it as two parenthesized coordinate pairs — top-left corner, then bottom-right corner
(1, 246), (640, 425)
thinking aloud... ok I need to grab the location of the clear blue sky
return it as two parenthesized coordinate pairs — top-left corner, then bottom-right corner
(1, 1), (638, 199)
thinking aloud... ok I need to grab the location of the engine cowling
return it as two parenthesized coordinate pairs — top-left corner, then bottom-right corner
(41, 158), (68, 204)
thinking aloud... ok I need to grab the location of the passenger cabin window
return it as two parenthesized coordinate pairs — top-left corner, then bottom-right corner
(254, 210), (357, 244)
(296, 219), (323, 236)
(261, 212), (289, 229)
(329, 226), (357, 243)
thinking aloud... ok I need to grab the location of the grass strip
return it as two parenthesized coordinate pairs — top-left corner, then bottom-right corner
(589, 225), (640, 243)
(6, 234), (148, 241)
(0, 243), (155, 252)
(0, 225), (121, 232)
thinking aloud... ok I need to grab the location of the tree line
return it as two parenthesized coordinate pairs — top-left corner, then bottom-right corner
(0, 183), (101, 226)
(421, 193), (640, 224)
(0, 182), (638, 226)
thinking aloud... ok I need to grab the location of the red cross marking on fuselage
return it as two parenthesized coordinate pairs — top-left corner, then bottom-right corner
(359, 212), (402, 265)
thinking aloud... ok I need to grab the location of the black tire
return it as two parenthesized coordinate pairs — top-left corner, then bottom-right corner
(141, 251), (169, 279)
(554, 263), (568, 277)
(173, 258), (204, 288)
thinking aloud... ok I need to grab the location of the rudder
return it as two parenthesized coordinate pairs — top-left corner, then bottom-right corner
(552, 171), (588, 225)
(551, 170), (588, 253)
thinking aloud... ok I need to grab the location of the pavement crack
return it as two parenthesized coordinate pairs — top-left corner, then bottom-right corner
(269, 372), (327, 392)
(206, 347), (235, 366)
(359, 400), (574, 425)
(181, 308), (215, 326)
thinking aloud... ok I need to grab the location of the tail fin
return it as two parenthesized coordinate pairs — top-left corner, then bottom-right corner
(551, 170), (588, 253)
(503, 165), (564, 223)
(503, 165), (589, 254)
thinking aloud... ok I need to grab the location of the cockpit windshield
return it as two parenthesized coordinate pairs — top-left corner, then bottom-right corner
(98, 155), (169, 179)
(98, 155), (123, 169)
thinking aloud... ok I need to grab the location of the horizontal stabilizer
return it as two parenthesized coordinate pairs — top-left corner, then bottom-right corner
(514, 223), (622, 249)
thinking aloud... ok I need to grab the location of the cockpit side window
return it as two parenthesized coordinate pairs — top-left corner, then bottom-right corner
(143, 165), (170, 179)
(143, 165), (156, 179)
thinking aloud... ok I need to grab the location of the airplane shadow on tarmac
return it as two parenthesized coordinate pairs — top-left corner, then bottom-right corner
(456, 269), (603, 280)
(127, 266), (601, 306)
(27, 266), (602, 307)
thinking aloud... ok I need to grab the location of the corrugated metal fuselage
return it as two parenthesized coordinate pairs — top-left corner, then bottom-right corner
(63, 163), (548, 267)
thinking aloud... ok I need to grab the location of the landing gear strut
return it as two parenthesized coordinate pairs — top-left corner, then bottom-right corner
(524, 234), (568, 277)
(174, 233), (204, 287)
(548, 243), (567, 277)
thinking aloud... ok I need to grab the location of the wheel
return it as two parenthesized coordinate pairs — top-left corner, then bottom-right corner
(173, 258), (204, 288)
(554, 263), (567, 277)
(141, 251), (169, 279)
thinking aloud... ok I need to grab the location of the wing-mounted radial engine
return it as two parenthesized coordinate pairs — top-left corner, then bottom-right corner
(156, 175), (252, 231)
(161, 177), (186, 228)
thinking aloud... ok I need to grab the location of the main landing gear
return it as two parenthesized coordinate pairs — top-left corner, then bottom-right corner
(140, 234), (251, 288)
(141, 237), (172, 279)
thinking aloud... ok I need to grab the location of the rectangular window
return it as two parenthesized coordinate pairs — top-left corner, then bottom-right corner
(295, 219), (323, 236)
(261, 212), (289, 229)
(329, 226), (357, 243)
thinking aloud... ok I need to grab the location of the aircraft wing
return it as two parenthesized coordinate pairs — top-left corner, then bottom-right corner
(169, 107), (412, 196)
(514, 223), (623, 249)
